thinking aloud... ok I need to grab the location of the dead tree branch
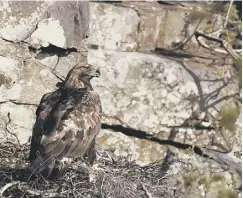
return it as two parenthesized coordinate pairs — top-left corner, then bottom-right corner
(5, 112), (20, 145)
(201, 147), (242, 176)
(195, 30), (241, 60)
(0, 181), (20, 196)
(172, 17), (204, 51)
(224, 0), (234, 28)
(141, 184), (153, 198)
(0, 99), (38, 106)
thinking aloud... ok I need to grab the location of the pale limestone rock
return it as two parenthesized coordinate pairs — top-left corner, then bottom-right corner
(89, 2), (208, 51)
(0, 39), (31, 60)
(97, 129), (166, 165)
(0, 1), (53, 42)
(90, 48), (238, 132)
(0, 83), (23, 101)
(55, 52), (83, 77)
(89, 48), (239, 163)
(90, 2), (139, 51)
(0, 55), (59, 143)
(27, 18), (67, 49)
(39, 69), (56, 79)
(0, 1), (89, 50)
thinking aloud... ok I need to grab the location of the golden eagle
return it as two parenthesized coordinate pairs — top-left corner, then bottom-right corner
(28, 64), (102, 179)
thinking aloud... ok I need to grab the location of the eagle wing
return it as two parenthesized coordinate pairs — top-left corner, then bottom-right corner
(29, 87), (101, 174)
(29, 88), (64, 161)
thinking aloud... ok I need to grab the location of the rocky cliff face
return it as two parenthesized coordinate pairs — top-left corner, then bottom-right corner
(0, 2), (241, 197)
(89, 2), (197, 51)
(0, 1), (89, 143)
(89, 1), (240, 164)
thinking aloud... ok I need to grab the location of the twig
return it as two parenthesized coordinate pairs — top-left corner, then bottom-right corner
(0, 181), (19, 196)
(100, 174), (105, 198)
(195, 30), (241, 60)
(141, 184), (153, 198)
(201, 147), (242, 176)
(5, 112), (20, 145)
(0, 99), (38, 106)
(51, 69), (65, 82)
(172, 16), (204, 51)
(25, 189), (40, 196)
(224, 0), (234, 28)
(234, 49), (242, 53)
(70, 176), (77, 198)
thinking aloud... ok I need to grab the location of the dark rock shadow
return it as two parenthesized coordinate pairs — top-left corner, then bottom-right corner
(101, 123), (209, 158)
(101, 51), (239, 159)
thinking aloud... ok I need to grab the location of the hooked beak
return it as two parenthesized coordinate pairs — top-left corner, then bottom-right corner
(89, 66), (100, 78)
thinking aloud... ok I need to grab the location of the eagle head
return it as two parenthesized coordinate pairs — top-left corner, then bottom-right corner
(63, 64), (100, 88)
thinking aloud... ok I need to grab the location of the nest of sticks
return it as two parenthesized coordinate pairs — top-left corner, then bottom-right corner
(0, 140), (185, 198)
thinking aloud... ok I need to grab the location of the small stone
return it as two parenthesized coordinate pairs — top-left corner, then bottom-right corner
(200, 121), (212, 128)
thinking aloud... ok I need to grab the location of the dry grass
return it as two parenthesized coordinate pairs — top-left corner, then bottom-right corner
(0, 140), (186, 198)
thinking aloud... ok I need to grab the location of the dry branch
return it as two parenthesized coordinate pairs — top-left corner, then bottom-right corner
(224, 0), (234, 28)
(0, 181), (19, 196)
(141, 184), (153, 198)
(195, 30), (241, 60)
(171, 17), (204, 51)
(201, 147), (242, 176)
(5, 112), (20, 145)
(0, 99), (38, 106)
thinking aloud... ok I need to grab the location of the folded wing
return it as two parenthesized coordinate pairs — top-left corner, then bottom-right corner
(29, 87), (101, 177)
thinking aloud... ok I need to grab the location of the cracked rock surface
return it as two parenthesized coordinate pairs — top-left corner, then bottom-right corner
(89, 48), (239, 164)
(0, 1), (89, 49)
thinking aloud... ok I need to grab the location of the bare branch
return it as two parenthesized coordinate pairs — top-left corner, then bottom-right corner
(0, 181), (20, 196)
(5, 112), (21, 145)
(172, 17), (204, 51)
(201, 147), (242, 176)
(195, 30), (241, 60)
(224, 0), (234, 28)
(141, 184), (153, 198)
(0, 99), (38, 106)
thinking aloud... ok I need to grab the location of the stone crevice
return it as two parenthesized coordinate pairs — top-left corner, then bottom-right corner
(101, 122), (241, 179)
(101, 122), (209, 157)
(0, 99), (38, 107)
